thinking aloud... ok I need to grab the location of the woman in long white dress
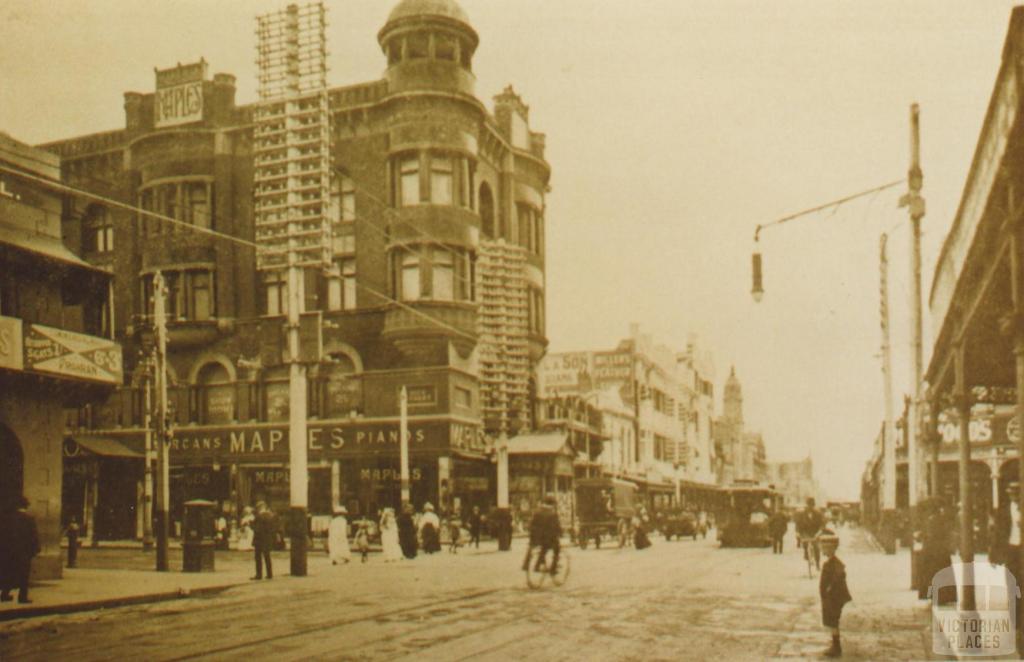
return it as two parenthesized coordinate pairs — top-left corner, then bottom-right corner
(237, 506), (255, 551)
(328, 506), (352, 564)
(380, 508), (401, 562)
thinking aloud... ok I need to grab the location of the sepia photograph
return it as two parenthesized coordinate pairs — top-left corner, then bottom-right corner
(2, 1), (1024, 659)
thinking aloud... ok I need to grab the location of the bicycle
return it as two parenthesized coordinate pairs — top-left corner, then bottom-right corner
(798, 535), (820, 578)
(524, 544), (571, 589)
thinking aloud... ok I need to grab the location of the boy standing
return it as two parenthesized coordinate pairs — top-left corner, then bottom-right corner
(818, 529), (852, 657)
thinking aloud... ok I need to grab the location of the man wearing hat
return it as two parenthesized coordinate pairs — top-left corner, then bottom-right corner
(327, 505), (351, 565)
(818, 528), (852, 657)
(522, 495), (562, 574)
(251, 501), (276, 580)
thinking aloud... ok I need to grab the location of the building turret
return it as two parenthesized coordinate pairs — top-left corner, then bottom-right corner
(378, 0), (478, 96)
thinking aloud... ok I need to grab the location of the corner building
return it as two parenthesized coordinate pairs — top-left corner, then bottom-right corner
(43, 0), (550, 536)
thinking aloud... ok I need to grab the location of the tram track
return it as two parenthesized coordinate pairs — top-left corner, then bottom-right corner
(164, 585), (512, 662)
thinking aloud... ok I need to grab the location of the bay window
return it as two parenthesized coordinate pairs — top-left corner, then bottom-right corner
(399, 157), (420, 206)
(139, 178), (214, 235)
(394, 246), (473, 302)
(392, 152), (474, 208)
(433, 249), (454, 300)
(140, 268), (216, 321)
(430, 155), (454, 205)
(401, 252), (421, 301)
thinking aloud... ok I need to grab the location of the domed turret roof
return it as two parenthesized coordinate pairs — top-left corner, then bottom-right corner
(386, 0), (470, 26)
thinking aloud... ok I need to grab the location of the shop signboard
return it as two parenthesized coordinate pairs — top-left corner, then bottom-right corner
(154, 60), (207, 128)
(938, 410), (1020, 446)
(539, 352), (592, 396)
(406, 385), (436, 406)
(111, 418), (490, 464)
(23, 323), (122, 384)
(0, 315), (23, 371)
(592, 349), (632, 388)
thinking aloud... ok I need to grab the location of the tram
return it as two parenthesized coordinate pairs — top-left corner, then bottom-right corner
(717, 482), (780, 548)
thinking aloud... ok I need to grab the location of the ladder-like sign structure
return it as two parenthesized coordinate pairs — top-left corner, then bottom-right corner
(254, 2), (331, 271)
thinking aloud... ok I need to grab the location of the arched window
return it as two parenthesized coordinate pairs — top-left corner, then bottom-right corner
(263, 366), (290, 422)
(479, 183), (495, 238)
(195, 363), (234, 424)
(322, 353), (360, 417)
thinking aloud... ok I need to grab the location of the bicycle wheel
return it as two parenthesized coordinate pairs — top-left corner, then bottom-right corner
(525, 550), (549, 590)
(550, 550), (570, 587)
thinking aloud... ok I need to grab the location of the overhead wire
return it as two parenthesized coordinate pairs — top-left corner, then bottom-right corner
(0, 162), (482, 343)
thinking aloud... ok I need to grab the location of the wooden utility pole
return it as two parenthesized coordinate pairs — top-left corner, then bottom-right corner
(142, 358), (154, 551)
(400, 386), (410, 506)
(901, 103), (927, 507)
(286, 255), (308, 578)
(880, 234), (897, 512)
(153, 271), (170, 572)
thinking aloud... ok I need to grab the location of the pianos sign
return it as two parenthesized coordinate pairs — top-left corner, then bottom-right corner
(154, 60), (207, 128)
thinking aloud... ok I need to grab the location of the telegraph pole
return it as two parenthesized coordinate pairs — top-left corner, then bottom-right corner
(286, 255), (308, 578)
(153, 271), (170, 572)
(901, 103), (927, 507)
(254, 2), (330, 578)
(400, 386), (410, 506)
(880, 235), (897, 513)
(142, 356), (154, 551)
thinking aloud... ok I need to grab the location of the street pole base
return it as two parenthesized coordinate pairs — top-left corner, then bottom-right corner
(154, 510), (169, 572)
(289, 506), (308, 577)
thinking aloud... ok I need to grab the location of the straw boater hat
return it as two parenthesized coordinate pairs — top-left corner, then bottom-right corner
(817, 528), (839, 546)
(333, 505), (348, 515)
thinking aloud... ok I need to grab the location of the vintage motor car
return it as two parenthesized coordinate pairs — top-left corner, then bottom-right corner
(659, 509), (700, 540)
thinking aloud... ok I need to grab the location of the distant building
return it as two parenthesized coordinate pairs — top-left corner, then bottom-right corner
(713, 367), (769, 484)
(675, 335), (715, 484)
(0, 133), (121, 577)
(767, 456), (821, 509)
(538, 325), (719, 510)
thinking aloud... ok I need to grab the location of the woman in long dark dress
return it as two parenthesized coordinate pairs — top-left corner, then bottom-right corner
(397, 504), (418, 559)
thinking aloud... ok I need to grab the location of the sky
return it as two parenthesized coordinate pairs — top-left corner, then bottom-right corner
(1, 0), (1020, 500)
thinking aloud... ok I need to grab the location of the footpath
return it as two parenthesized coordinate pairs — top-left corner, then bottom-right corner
(0, 540), (500, 622)
(772, 526), (938, 660)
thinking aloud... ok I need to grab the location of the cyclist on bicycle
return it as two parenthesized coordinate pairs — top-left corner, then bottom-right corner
(795, 497), (824, 570)
(522, 495), (562, 575)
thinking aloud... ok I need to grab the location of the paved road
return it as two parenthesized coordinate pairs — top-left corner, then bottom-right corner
(0, 528), (929, 661)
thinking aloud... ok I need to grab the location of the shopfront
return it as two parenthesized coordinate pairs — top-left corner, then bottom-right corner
(62, 437), (143, 542)
(69, 416), (493, 536)
(508, 432), (576, 530)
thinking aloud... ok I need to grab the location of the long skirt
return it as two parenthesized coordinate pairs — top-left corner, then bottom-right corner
(422, 523), (441, 553)
(398, 524), (418, 559)
(381, 527), (402, 562)
(635, 527), (652, 550)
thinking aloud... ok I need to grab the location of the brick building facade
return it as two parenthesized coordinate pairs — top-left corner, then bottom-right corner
(41, 0), (550, 536)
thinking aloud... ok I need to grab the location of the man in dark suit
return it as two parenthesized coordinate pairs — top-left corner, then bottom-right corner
(251, 501), (276, 580)
(522, 496), (562, 573)
(1, 496), (40, 604)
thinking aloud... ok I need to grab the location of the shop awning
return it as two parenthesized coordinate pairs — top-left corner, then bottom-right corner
(0, 222), (110, 275)
(507, 432), (571, 455)
(69, 436), (143, 458)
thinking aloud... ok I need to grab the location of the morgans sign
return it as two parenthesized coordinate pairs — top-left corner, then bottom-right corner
(154, 60), (206, 128)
